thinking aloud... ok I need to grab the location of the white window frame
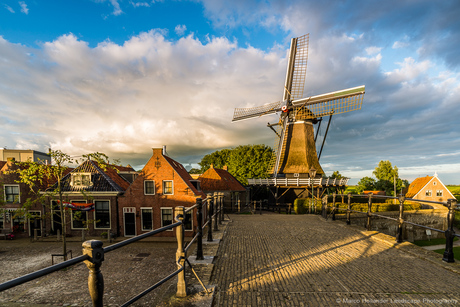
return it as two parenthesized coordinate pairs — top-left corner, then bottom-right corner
(163, 180), (174, 195)
(141, 207), (153, 231)
(94, 200), (111, 229)
(70, 173), (93, 188)
(144, 180), (155, 195)
(71, 200), (88, 230)
(160, 207), (173, 231)
(436, 190), (443, 197)
(425, 190), (432, 197)
(4, 184), (20, 203)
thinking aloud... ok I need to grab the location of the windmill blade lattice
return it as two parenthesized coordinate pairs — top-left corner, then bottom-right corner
(290, 34), (309, 101)
(232, 100), (282, 122)
(293, 85), (365, 120)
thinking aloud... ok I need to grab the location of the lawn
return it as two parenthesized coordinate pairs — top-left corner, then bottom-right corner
(433, 246), (460, 261)
(413, 237), (458, 247)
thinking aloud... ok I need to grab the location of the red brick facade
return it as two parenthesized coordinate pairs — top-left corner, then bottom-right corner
(118, 148), (206, 237)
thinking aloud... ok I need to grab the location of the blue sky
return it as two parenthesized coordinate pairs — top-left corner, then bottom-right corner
(1, 0), (460, 185)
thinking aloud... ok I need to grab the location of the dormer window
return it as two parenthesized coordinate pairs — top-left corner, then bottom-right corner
(71, 173), (92, 188)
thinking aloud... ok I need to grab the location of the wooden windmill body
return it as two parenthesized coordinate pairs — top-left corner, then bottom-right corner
(232, 34), (365, 205)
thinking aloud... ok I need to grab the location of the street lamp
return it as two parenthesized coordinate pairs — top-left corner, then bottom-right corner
(309, 167), (317, 214)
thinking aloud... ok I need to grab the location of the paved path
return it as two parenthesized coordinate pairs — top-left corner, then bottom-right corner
(210, 214), (460, 306)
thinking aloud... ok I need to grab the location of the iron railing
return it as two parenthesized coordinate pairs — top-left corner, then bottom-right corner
(320, 193), (459, 263)
(0, 192), (226, 306)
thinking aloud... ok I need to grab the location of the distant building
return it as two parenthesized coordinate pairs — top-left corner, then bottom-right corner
(199, 165), (246, 211)
(0, 149), (51, 164)
(406, 173), (454, 204)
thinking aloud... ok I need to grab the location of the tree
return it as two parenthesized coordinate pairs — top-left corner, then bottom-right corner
(196, 145), (273, 185)
(188, 168), (201, 174)
(198, 149), (232, 172)
(356, 176), (376, 194)
(227, 145), (273, 185)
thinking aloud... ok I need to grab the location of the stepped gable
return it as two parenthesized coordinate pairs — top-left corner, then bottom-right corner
(163, 155), (205, 197)
(199, 165), (246, 192)
(406, 176), (433, 198)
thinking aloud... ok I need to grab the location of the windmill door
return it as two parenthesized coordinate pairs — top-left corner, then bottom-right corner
(123, 207), (136, 237)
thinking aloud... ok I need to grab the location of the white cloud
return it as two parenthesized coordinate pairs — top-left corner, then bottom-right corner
(384, 57), (431, 84)
(4, 4), (15, 13)
(0, 32), (285, 160)
(175, 25), (187, 36)
(129, 1), (150, 8)
(365, 46), (381, 55)
(19, 1), (28, 14)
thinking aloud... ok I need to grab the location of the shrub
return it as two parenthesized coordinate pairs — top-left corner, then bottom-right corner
(294, 198), (308, 214)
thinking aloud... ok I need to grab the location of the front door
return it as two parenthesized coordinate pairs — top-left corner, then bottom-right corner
(29, 211), (42, 237)
(124, 207), (136, 236)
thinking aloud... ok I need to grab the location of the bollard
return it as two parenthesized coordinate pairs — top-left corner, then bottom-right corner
(175, 207), (187, 297)
(213, 193), (219, 231)
(238, 199), (241, 213)
(367, 193), (373, 231)
(83, 240), (104, 307)
(196, 198), (204, 260)
(207, 194), (213, 242)
(396, 194), (405, 243)
(346, 193), (351, 225)
(332, 193), (336, 221)
(443, 199), (457, 263)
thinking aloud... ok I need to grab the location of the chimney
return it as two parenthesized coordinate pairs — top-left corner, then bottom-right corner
(162, 145), (166, 156)
(210, 164), (214, 169)
(223, 165), (228, 171)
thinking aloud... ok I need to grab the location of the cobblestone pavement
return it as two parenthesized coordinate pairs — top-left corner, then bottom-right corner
(210, 213), (460, 307)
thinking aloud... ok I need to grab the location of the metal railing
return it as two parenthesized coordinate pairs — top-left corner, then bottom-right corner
(320, 193), (459, 263)
(0, 192), (226, 306)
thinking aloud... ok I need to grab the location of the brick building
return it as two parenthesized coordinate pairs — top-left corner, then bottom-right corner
(406, 173), (454, 204)
(44, 160), (135, 238)
(118, 147), (205, 237)
(199, 165), (246, 212)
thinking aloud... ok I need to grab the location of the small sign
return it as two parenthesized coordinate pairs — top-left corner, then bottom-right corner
(426, 229), (432, 236)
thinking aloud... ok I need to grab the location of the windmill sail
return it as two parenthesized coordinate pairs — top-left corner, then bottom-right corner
(232, 101), (282, 122)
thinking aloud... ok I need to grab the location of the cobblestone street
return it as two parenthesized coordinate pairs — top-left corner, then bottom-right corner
(210, 214), (460, 306)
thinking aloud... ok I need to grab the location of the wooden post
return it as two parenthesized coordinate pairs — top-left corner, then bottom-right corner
(443, 199), (457, 263)
(207, 194), (213, 242)
(332, 193), (336, 221)
(83, 240), (104, 307)
(196, 198), (204, 260)
(213, 193), (219, 231)
(175, 206), (187, 297)
(396, 194), (405, 243)
(346, 193), (351, 225)
(367, 193), (373, 231)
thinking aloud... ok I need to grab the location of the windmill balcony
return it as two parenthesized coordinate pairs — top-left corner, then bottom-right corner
(247, 177), (349, 187)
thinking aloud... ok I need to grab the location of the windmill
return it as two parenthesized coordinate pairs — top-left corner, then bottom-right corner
(232, 34), (365, 182)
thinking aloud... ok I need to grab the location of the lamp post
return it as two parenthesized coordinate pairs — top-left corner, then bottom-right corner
(309, 167), (317, 214)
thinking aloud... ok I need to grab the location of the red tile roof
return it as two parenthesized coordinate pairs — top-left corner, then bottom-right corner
(163, 155), (205, 198)
(406, 176), (432, 198)
(199, 167), (246, 192)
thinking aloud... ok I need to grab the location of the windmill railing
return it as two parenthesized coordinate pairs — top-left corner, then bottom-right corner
(0, 193), (226, 307)
(247, 177), (349, 186)
(320, 193), (459, 263)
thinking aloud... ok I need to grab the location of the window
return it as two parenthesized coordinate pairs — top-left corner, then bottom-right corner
(5, 185), (19, 203)
(0, 213), (4, 229)
(141, 208), (153, 231)
(425, 190), (432, 197)
(71, 173), (92, 188)
(184, 209), (193, 231)
(161, 208), (173, 228)
(433, 181), (437, 186)
(163, 181), (173, 195)
(95, 201), (110, 229)
(12, 211), (25, 232)
(71, 201), (88, 229)
(436, 190), (443, 197)
(144, 180), (155, 195)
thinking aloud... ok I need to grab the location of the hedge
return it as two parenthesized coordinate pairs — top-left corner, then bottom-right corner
(293, 199), (422, 214)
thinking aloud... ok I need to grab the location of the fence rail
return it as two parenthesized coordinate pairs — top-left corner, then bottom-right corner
(0, 192), (226, 307)
(321, 193), (458, 263)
